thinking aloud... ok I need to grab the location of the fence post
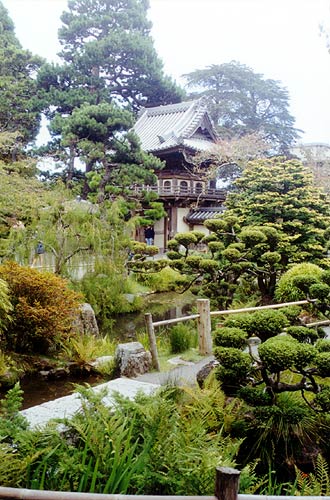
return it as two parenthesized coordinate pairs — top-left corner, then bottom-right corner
(145, 313), (160, 371)
(197, 298), (212, 355)
(215, 467), (240, 500)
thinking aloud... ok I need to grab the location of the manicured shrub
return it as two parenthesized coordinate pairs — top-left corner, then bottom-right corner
(0, 261), (82, 354)
(223, 313), (253, 332)
(314, 352), (330, 377)
(275, 263), (324, 302)
(281, 305), (301, 324)
(286, 326), (319, 343)
(315, 339), (330, 352)
(214, 326), (247, 349)
(246, 309), (288, 341)
(258, 335), (317, 372)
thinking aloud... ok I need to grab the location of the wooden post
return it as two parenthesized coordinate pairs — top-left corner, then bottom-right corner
(197, 298), (212, 355)
(145, 313), (160, 371)
(215, 467), (240, 500)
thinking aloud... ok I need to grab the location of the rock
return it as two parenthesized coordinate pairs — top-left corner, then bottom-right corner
(196, 360), (219, 388)
(73, 303), (99, 336)
(115, 342), (152, 378)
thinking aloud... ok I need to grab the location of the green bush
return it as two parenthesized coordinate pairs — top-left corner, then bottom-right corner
(280, 305), (301, 324)
(214, 327), (247, 349)
(0, 261), (82, 354)
(315, 352), (330, 377)
(258, 335), (317, 372)
(315, 339), (330, 352)
(169, 323), (193, 354)
(275, 263), (324, 302)
(246, 310), (288, 341)
(223, 313), (253, 332)
(286, 326), (319, 343)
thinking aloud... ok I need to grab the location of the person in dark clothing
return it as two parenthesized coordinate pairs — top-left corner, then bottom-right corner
(144, 226), (155, 245)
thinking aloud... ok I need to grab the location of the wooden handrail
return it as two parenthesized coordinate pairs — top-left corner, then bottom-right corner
(145, 299), (318, 369)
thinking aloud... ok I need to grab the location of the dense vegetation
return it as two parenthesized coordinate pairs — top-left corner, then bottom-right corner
(0, 0), (330, 495)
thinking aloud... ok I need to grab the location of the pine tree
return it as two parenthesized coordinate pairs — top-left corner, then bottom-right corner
(0, 2), (42, 148)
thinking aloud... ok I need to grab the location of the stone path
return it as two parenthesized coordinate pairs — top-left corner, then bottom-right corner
(21, 356), (214, 429)
(21, 378), (159, 429)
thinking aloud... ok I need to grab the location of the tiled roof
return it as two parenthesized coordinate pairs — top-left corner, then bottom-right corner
(185, 207), (225, 224)
(133, 99), (217, 153)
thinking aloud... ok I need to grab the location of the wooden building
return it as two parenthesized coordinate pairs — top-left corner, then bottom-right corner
(133, 99), (225, 252)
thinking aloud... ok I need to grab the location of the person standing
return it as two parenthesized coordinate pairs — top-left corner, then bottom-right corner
(144, 226), (155, 245)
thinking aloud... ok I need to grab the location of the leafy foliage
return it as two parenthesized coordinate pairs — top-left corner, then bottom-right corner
(0, 262), (82, 354)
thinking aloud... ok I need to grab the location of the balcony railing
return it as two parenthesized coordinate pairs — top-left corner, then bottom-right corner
(131, 185), (226, 199)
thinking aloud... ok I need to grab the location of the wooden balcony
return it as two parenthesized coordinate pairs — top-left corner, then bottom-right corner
(131, 185), (226, 201)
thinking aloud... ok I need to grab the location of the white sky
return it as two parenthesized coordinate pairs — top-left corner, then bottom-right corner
(3, 0), (330, 144)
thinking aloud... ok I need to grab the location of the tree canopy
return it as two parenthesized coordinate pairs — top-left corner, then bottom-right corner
(184, 61), (301, 154)
(0, 2), (43, 149)
(38, 0), (183, 115)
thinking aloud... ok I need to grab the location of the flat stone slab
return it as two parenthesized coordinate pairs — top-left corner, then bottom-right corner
(21, 378), (159, 429)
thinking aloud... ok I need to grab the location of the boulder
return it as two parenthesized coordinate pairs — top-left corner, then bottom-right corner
(73, 303), (99, 336)
(115, 342), (152, 378)
(196, 359), (219, 388)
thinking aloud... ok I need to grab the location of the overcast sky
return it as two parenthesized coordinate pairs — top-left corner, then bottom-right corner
(3, 0), (330, 144)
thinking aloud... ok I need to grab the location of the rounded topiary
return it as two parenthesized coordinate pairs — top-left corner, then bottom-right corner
(275, 263), (324, 302)
(223, 313), (253, 332)
(258, 335), (297, 372)
(286, 326), (318, 344)
(309, 283), (330, 300)
(173, 232), (198, 247)
(315, 339), (330, 352)
(314, 352), (330, 377)
(214, 327), (248, 349)
(245, 309), (288, 341)
(294, 343), (317, 370)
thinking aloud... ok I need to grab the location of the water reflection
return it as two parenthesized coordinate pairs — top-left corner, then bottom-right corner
(111, 291), (196, 340)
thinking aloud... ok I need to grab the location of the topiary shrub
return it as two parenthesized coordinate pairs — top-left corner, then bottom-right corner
(275, 263), (324, 302)
(214, 327), (247, 349)
(281, 305), (301, 324)
(245, 309), (288, 341)
(258, 335), (317, 372)
(0, 261), (82, 354)
(314, 352), (330, 377)
(214, 347), (251, 394)
(286, 326), (319, 343)
(315, 339), (330, 352)
(223, 313), (253, 332)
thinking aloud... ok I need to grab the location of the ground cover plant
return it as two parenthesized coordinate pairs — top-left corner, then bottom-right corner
(0, 382), (240, 494)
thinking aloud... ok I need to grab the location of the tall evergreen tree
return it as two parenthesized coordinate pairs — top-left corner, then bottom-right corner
(184, 61), (301, 154)
(0, 2), (42, 149)
(37, 0), (182, 189)
(38, 0), (183, 116)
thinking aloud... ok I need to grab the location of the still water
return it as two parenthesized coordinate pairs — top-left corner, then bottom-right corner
(14, 291), (196, 410)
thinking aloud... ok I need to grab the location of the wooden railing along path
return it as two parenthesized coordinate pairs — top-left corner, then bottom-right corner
(0, 467), (327, 500)
(145, 299), (322, 371)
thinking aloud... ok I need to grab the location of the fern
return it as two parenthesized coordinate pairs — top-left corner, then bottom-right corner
(296, 455), (330, 495)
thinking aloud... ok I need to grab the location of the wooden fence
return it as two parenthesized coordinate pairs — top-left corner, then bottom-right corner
(145, 299), (320, 371)
(0, 467), (327, 500)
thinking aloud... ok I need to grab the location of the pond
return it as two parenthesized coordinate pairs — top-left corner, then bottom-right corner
(111, 290), (196, 340)
(8, 291), (197, 410)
